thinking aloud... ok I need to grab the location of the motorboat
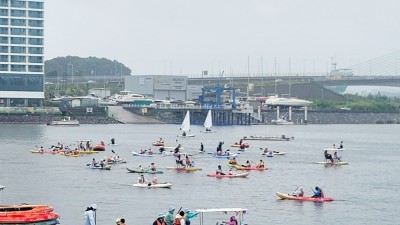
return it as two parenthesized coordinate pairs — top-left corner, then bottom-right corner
(48, 116), (79, 126)
(271, 118), (294, 125)
(265, 95), (312, 107)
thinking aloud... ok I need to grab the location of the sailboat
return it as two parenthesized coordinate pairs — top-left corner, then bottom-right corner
(178, 111), (195, 137)
(200, 110), (217, 133)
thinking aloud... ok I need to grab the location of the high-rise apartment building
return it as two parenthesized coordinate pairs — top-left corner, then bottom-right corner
(0, 0), (44, 107)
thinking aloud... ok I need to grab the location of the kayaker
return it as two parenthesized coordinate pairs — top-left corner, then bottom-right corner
(256, 159), (264, 168)
(165, 206), (175, 225)
(242, 160), (251, 167)
(311, 186), (324, 198)
(84, 204), (97, 225)
(140, 149), (146, 154)
(137, 174), (148, 184)
(216, 165), (226, 175)
(138, 165), (145, 172)
(228, 157), (238, 165)
(152, 177), (158, 185)
(159, 138), (164, 143)
(175, 153), (185, 168)
(222, 216), (238, 225)
(116, 218), (121, 224)
(182, 131), (187, 136)
(291, 186), (304, 197)
(111, 138), (115, 145)
(153, 213), (166, 225)
(159, 147), (166, 153)
(119, 218), (126, 225)
(173, 211), (185, 225)
(324, 150), (334, 163)
(228, 168), (235, 175)
(185, 155), (192, 167)
(148, 148), (154, 155)
(339, 141), (343, 149)
(149, 162), (157, 171)
(91, 158), (97, 166)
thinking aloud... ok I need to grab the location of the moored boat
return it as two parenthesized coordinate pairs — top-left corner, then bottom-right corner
(276, 192), (334, 202)
(48, 116), (79, 126)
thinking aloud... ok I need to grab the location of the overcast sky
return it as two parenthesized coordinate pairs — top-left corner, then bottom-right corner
(44, 0), (400, 75)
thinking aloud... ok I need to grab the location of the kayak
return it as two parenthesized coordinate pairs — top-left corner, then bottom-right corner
(132, 151), (161, 157)
(234, 165), (267, 171)
(0, 205), (60, 225)
(276, 192), (334, 202)
(213, 153), (238, 159)
(30, 150), (59, 154)
(230, 143), (249, 148)
(105, 158), (127, 164)
(87, 164), (111, 170)
(316, 161), (349, 166)
(207, 172), (250, 178)
(323, 147), (344, 151)
(78, 150), (99, 154)
(165, 167), (202, 171)
(133, 182), (172, 188)
(126, 167), (164, 174)
(92, 144), (106, 151)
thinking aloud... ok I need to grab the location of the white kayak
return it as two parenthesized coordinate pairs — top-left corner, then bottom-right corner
(316, 161), (349, 165)
(132, 182), (172, 188)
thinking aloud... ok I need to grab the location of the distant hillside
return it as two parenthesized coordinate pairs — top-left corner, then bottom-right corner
(44, 56), (132, 78)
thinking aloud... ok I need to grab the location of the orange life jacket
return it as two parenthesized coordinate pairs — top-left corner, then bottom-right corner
(173, 217), (181, 225)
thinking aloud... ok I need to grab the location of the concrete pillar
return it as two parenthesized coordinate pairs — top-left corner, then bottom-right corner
(289, 106), (292, 121)
(304, 107), (308, 122)
(276, 106), (280, 120)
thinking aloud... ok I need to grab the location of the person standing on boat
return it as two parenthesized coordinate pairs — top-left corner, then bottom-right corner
(174, 211), (185, 225)
(153, 213), (166, 225)
(165, 206), (175, 225)
(200, 143), (204, 152)
(84, 204), (97, 225)
(111, 138), (116, 145)
(216, 140), (224, 153)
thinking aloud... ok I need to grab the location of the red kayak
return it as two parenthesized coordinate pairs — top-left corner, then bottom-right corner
(0, 205), (60, 224)
(276, 192), (334, 202)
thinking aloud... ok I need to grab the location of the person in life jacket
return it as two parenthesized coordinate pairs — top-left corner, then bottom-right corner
(165, 206), (175, 225)
(153, 213), (166, 225)
(222, 216), (238, 225)
(174, 211), (185, 225)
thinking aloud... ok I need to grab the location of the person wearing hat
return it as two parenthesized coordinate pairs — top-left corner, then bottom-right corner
(115, 218), (121, 225)
(153, 213), (166, 225)
(84, 204), (97, 225)
(183, 208), (198, 225)
(165, 206), (175, 225)
(119, 218), (126, 225)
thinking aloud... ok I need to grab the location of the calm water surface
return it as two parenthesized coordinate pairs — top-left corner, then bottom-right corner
(0, 124), (399, 225)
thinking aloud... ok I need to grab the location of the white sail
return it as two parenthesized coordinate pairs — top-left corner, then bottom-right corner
(204, 110), (213, 129)
(180, 111), (191, 132)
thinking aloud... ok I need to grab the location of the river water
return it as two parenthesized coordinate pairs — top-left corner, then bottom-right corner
(0, 124), (399, 225)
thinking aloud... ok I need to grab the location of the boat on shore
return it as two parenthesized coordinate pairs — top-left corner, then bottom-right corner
(48, 116), (79, 126)
(0, 204), (60, 225)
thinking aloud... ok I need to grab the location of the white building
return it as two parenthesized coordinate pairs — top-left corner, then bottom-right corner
(0, 0), (44, 107)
